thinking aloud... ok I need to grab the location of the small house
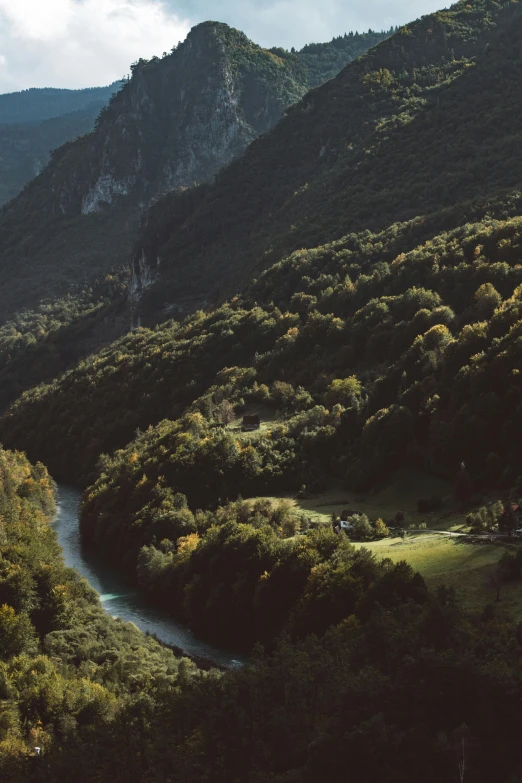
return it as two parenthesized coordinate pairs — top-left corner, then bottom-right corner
(340, 509), (360, 522)
(242, 414), (260, 432)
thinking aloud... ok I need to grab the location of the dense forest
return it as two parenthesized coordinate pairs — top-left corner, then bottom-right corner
(3, 449), (522, 782)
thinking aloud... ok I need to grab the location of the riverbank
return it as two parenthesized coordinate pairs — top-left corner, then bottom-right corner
(53, 485), (245, 668)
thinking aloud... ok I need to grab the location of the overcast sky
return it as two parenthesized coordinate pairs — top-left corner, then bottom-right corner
(0, 0), (448, 93)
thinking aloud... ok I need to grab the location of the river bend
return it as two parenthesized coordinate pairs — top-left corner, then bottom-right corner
(53, 485), (243, 668)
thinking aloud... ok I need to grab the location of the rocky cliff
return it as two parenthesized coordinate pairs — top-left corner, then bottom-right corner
(129, 0), (522, 322)
(0, 23), (388, 322)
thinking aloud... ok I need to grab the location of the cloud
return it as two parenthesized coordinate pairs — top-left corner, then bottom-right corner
(0, 0), (449, 92)
(170, 0), (448, 49)
(0, 0), (190, 92)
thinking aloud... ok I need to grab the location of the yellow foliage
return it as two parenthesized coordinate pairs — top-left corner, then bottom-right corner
(177, 533), (200, 559)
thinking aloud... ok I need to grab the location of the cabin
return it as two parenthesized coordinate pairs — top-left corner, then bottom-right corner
(340, 509), (360, 522)
(242, 414), (260, 432)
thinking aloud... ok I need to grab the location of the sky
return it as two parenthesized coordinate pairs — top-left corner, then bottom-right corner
(0, 0), (448, 93)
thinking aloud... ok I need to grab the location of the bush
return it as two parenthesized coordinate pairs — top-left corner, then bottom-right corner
(373, 518), (390, 539)
(349, 514), (373, 541)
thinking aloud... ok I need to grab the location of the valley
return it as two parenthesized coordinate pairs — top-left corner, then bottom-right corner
(53, 485), (244, 666)
(1, 1), (522, 780)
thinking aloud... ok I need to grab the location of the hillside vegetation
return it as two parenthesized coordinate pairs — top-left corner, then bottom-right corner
(131, 0), (522, 317)
(3, 3), (522, 780)
(3, 449), (522, 782)
(0, 447), (205, 781)
(1, 0), (522, 651)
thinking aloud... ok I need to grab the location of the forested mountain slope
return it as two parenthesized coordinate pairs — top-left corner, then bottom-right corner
(0, 106), (106, 207)
(0, 25), (388, 323)
(0, 84), (122, 207)
(4, 6), (522, 777)
(130, 0), (522, 319)
(0, 446), (204, 781)
(3, 0), (521, 491)
(4, 197), (521, 490)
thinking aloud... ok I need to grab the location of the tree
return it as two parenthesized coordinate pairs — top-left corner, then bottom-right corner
(475, 282), (502, 318)
(350, 514), (373, 541)
(217, 400), (236, 425)
(0, 605), (37, 660)
(325, 376), (362, 408)
(373, 518), (390, 539)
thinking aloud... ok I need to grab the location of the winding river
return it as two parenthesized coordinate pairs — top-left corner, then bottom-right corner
(53, 485), (244, 668)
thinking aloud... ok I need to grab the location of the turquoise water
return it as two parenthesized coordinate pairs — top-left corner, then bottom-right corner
(53, 485), (244, 668)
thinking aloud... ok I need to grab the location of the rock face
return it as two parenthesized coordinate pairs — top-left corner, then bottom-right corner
(0, 23), (389, 321)
(35, 23), (311, 221)
(128, 0), (522, 324)
(82, 25), (292, 212)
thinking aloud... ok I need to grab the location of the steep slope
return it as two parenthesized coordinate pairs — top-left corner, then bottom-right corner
(4, 198), (522, 488)
(129, 0), (522, 319)
(0, 105), (106, 207)
(2, 0), (522, 495)
(0, 25), (388, 323)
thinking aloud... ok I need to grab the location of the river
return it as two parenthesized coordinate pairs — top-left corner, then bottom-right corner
(53, 485), (244, 668)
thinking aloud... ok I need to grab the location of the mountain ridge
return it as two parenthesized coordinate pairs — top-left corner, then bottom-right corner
(0, 83), (121, 125)
(0, 23), (389, 324)
(130, 0), (522, 320)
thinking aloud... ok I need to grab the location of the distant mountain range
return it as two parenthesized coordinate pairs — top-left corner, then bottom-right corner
(0, 84), (122, 124)
(0, 84), (122, 206)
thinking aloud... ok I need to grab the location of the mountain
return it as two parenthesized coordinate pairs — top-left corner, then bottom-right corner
(4, 5), (522, 779)
(2, 0), (521, 498)
(0, 83), (122, 206)
(0, 25), (389, 324)
(0, 83), (122, 124)
(0, 105), (105, 207)
(129, 0), (522, 321)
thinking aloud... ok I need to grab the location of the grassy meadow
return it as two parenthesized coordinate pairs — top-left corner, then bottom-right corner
(262, 469), (522, 618)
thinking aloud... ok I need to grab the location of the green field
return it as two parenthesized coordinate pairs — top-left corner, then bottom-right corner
(293, 469), (464, 529)
(354, 534), (522, 617)
(264, 469), (522, 618)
